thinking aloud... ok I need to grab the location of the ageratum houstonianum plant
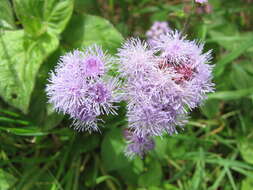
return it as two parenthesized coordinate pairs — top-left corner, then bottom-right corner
(46, 45), (121, 132)
(46, 30), (214, 159)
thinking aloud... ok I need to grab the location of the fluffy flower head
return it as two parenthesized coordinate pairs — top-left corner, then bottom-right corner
(46, 45), (120, 132)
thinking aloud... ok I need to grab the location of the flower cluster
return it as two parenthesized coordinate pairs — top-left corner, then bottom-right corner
(118, 31), (214, 158)
(46, 45), (120, 132)
(46, 29), (214, 159)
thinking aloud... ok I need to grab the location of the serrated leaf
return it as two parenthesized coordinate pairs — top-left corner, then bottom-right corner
(0, 0), (16, 29)
(62, 14), (123, 54)
(14, 0), (74, 36)
(0, 30), (58, 113)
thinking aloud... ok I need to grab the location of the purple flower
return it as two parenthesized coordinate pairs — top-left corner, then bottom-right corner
(146, 21), (171, 47)
(46, 45), (120, 132)
(154, 31), (215, 108)
(118, 38), (192, 137)
(117, 38), (157, 79)
(195, 0), (208, 4)
(124, 130), (155, 158)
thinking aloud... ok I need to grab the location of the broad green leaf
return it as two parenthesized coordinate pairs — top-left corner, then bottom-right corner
(0, 0), (16, 29)
(14, 0), (74, 36)
(62, 14), (124, 54)
(117, 158), (144, 185)
(0, 169), (17, 190)
(101, 128), (130, 171)
(208, 88), (253, 100)
(138, 160), (162, 187)
(28, 48), (65, 129)
(0, 30), (58, 113)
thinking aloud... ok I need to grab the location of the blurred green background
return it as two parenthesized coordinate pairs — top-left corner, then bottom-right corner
(1, 0), (253, 189)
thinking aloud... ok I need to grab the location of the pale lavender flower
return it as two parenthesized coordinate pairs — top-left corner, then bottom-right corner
(117, 38), (157, 79)
(118, 38), (191, 137)
(124, 130), (155, 158)
(195, 0), (208, 4)
(46, 45), (120, 132)
(154, 31), (214, 108)
(146, 21), (171, 47)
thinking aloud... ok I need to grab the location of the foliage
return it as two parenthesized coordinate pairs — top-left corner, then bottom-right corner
(0, 0), (253, 189)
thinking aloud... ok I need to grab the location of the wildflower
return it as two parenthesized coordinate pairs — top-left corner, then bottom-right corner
(146, 21), (171, 46)
(46, 45), (120, 132)
(124, 130), (155, 158)
(118, 38), (191, 137)
(116, 38), (157, 78)
(154, 31), (214, 108)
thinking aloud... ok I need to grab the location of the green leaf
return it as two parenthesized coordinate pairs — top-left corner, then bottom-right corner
(0, 169), (17, 190)
(241, 175), (253, 190)
(230, 64), (253, 90)
(214, 36), (253, 78)
(0, 30), (58, 113)
(28, 48), (65, 129)
(208, 88), (253, 101)
(74, 0), (100, 14)
(62, 14), (124, 54)
(239, 138), (253, 165)
(14, 0), (74, 36)
(0, 0), (16, 29)
(101, 128), (130, 171)
(201, 99), (220, 118)
(208, 31), (253, 51)
(0, 126), (48, 136)
(138, 160), (162, 187)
